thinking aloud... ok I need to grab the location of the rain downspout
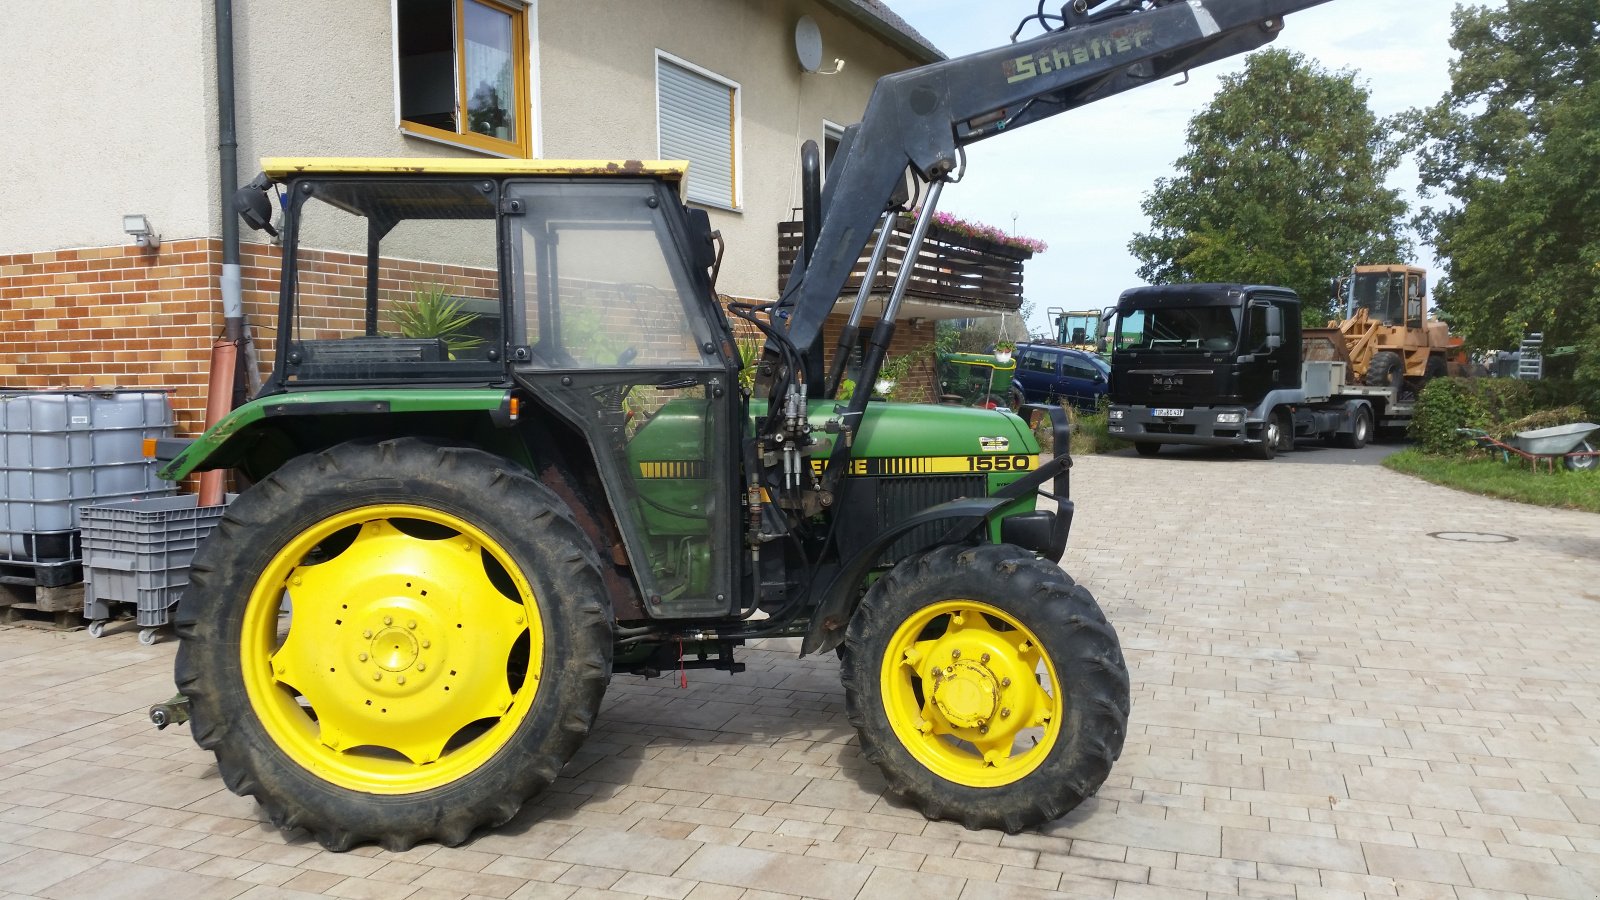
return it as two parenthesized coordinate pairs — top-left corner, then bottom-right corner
(199, 0), (240, 506)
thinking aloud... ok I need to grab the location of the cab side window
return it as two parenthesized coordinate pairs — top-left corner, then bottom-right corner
(1249, 305), (1271, 352)
(1022, 350), (1056, 374)
(1062, 359), (1097, 380)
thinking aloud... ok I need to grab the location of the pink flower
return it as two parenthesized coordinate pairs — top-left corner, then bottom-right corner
(905, 209), (1048, 254)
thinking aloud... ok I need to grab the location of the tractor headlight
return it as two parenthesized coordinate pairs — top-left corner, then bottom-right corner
(1109, 409), (1125, 420)
(1216, 412), (1244, 424)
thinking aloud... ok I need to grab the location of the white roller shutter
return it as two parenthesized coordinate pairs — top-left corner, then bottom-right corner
(658, 57), (737, 208)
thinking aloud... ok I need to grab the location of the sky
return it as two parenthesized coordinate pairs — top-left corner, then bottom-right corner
(885, 0), (1467, 335)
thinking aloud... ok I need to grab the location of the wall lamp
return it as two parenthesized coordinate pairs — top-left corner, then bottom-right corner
(123, 214), (160, 250)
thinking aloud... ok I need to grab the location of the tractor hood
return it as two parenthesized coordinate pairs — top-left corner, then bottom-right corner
(748, 400), (1039, 462)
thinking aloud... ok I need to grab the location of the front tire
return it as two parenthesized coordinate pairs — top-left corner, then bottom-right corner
(1567, 440), (1597, 472)
(1366, 350), (1403, 388)
(174, 438), (612, 851)
(840, 544), (1129, 833)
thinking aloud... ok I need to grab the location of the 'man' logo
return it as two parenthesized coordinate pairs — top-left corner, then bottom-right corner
(1004, 25), (1155, 83)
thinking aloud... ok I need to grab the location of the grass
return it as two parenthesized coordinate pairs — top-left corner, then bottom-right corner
(1383, 449), (1600, 513)
(1031, 405), (1129, 456)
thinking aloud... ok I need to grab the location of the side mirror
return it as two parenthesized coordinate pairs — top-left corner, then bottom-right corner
(685, 208), (718, 272)
(1265, 304), (1283, 351)
(233, 173), (278, 237)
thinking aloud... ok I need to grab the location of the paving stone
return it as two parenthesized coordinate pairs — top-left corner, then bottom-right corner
(675, 843), (872, 900)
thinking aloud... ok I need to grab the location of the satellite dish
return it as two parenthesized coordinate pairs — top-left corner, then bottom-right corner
(795, 16), (823, 73)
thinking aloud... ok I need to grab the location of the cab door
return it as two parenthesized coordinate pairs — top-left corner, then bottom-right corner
(503, 179), (740, 620)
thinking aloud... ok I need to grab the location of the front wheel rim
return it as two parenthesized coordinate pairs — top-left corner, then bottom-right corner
(880, 600), (1063, 788)
(240, 504), (542, 794)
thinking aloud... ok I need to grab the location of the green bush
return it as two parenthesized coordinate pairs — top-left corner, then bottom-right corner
(1411, 376), (1595, 455)
(1411, 378), (1488, 455)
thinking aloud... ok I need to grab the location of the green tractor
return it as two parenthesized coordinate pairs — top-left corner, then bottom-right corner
(159, 0), (1331, 851)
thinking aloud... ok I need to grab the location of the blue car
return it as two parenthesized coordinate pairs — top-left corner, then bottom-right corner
(1010, 343), (1110, 411)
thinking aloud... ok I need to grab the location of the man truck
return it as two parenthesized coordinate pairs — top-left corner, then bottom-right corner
(1107, 283), (1413, 459)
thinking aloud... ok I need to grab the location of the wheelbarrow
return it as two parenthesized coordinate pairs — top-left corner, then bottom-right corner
(1458, 422), (1599, 472)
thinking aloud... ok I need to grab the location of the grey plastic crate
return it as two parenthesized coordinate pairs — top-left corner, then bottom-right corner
(1, 390), (174, 562)
(81, 494), (232, 628)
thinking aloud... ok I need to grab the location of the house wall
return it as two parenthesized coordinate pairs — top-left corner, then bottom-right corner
(0, 241), (221, 435)
(538, 0), (921, 302)
(0, 0), (933, 438)
(0, 1), (216, 255)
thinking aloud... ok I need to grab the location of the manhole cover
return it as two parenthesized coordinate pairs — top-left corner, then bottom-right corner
(1428, 531), (1518, 543)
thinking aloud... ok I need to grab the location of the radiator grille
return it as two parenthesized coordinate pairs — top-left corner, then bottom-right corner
(833, 475), (989, 565)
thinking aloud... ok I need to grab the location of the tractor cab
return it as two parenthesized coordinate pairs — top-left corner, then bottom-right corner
(234, 158), (743, 619)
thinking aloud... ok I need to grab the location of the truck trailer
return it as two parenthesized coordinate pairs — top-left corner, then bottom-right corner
(1106, 284), (1412, 459)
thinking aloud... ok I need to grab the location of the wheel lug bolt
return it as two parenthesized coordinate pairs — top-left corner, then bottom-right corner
(396, 675), (406, 685)
(979, 724), (988, 734)
(407, 620), (416, 630)
(980, 653), (990, 664)
(363, 630), (372, 639)
(952, 649), (961, 660)
(384, 616), (393, 626)
(1000, 708), (1011, 718)
(416, 663), (426, 672)
(372, 672), (382, 682)
(421, 640), (431, 649)
(1001, 677), (1011, 688)
(358, 653), (368, 662)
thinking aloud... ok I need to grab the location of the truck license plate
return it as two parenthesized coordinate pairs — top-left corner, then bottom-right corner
(1153, 408), (1184, 418)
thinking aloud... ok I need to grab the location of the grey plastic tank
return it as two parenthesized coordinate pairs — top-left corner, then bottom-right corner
(0, 390), (175, 561)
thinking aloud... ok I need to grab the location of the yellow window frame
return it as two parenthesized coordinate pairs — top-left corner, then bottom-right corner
(399, 0), (531, 158)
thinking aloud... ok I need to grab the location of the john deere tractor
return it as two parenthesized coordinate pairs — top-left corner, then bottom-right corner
(159, 0), (1334, 851)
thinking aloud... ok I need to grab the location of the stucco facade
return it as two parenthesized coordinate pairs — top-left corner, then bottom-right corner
(2, 0), (924, 302)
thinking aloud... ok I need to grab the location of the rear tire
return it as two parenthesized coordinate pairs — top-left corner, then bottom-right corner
(840, 544), (1129, 833)
(1133, 442), (1161, 457)
(1337, 407), (1372, 449)
(174, 438), (612, 851)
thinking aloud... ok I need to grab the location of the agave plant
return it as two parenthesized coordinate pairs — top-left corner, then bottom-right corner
(388, 284), (483, 355)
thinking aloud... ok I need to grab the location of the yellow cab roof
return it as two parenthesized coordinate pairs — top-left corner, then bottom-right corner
(261, 157), (688, 184)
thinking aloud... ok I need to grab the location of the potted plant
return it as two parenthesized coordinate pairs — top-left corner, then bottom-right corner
(388, 284), (483, 357)
(994, 339), (1016, 366)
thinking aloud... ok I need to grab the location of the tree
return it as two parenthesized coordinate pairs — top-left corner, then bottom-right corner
(1406, 1), (1600, 353)
(1130, 49), (1409, 325)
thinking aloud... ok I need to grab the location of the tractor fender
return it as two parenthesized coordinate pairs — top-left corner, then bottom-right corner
(799, 496), (1005, 659)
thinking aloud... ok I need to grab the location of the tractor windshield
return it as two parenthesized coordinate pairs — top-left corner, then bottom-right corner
(1118, 306), (1239, 353)
(1348, 273), (1406, 326)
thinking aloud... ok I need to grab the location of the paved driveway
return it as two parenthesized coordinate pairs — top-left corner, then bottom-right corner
(0, 453), (1597, 899)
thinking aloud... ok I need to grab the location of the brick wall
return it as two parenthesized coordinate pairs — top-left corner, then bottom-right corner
(0, 239), (223, 437)
(0, 243), (945, 445)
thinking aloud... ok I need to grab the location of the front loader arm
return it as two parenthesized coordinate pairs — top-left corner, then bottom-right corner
(777, 0), (1334, 372)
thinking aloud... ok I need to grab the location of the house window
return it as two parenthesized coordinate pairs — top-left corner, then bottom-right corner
(823, 120), (845, 177)
(657, 53), (740, 210)
(396, 0), (530, 156)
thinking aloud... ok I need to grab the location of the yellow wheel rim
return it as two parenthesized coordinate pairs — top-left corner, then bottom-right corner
(880, 600), (1063, 788)
(241, 504), (541, 794)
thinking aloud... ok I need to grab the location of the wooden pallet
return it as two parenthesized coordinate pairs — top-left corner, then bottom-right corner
(0, 581), (85, 615)
(0, 596), (85, 631)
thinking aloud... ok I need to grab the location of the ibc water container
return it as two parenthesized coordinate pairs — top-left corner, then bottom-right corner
(0, 390), (175, 561)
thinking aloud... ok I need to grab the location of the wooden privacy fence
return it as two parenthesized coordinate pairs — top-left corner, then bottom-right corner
(777, 217), (1031, 312)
